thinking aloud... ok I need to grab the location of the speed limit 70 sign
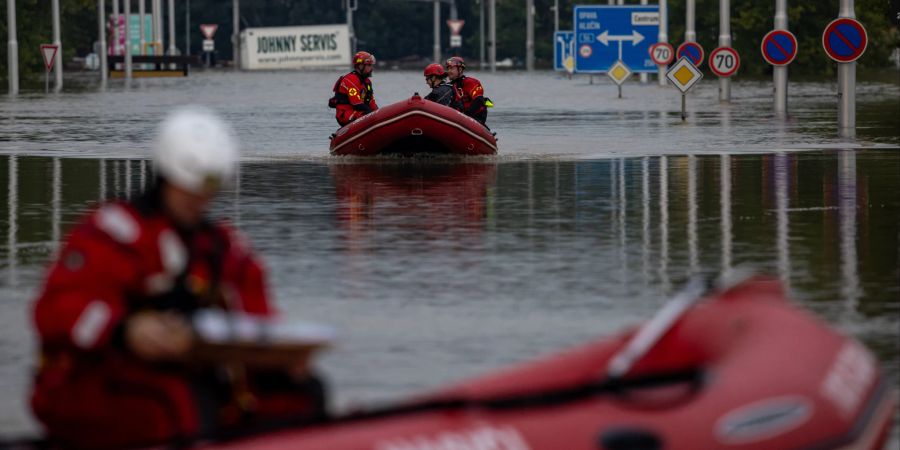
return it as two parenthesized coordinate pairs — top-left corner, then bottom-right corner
(649, 43), (675, 65)
(709, 47), (740, 77)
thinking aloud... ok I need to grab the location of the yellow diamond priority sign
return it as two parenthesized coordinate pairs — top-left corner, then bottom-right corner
(666, 57), (703, 93)
(607, 60), (632, 86)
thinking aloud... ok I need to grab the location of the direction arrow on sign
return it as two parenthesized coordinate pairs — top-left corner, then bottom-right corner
(676, 42), (704, 67)
(40, 44), (58, 72)
(761, 30), (798, 66)
(666, 57), (703, 93)
(709, 46), (740, 77)
(446, 20), (465, 36)
(200, 24), (218, 40)
(598, 30), (645, 46)
(822, 18), (867, 63)
(555, 31), (575, 72)
(649, 42), (674, 65)
(574, 5), (660, 74)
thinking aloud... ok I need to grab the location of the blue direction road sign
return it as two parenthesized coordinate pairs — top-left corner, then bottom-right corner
(554, 31), (575, 71)
(574, 5), (660, 73)
(761, 30), (798, 66)
(822, 18), (867, 63)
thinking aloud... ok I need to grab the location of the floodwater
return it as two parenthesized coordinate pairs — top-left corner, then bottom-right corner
(0, 70), (898, 444)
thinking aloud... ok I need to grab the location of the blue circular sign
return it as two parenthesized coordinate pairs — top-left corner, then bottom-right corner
(760, 30), (798, 66)
(823, 18), (868, 63)
(676, 42), (705, 67)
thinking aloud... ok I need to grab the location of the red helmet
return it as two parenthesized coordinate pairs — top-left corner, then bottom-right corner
(424, 63), (446, 77)
(445, 56), (466, 69)
(353, 51), (376, 67)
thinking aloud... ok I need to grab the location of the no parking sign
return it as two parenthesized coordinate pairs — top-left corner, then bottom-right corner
(676, 42), (704, 67)
(822, 18), (867, 63)
(761, 30), (798, 66)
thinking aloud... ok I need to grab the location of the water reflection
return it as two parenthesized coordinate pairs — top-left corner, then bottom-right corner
(838, 150), (859, 312)
(0, 151), (896, 439)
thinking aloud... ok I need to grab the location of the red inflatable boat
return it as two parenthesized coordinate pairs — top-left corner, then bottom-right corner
(208, 277), (896, 450)
(329, 95), (498, 156)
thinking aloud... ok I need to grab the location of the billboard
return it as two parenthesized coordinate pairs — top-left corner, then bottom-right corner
(240, 24), (351, 70)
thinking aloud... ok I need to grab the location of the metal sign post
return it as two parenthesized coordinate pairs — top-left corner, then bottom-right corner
(658, 0), (668, 85)
(51, 0), (62, 92)
(774, 0), (789, 116)
(718, 0), (732, 102)
(666, 57), (703, 121)
(8, 0), (19, 95)
(433, 0), (441, 62)
(823, 13), (867, 138)
(41, 44), (59, 94)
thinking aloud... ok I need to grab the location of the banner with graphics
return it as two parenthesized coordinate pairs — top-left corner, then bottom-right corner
(240, 24), (350, 70)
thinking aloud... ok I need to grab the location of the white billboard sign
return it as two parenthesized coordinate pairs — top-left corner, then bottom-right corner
(240, 24), (350, 70)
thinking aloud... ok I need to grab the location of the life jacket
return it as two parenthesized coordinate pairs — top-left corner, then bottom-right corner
(328, 72), (373, 108)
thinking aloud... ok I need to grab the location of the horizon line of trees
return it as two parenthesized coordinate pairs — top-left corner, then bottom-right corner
(2, 0), (898, 86)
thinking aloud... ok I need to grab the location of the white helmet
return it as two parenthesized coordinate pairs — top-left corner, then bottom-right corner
(152, 106), (238, 194)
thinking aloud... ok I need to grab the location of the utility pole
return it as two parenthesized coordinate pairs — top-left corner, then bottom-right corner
(99, 0), (107, 83)
(774, 0), (788, 116)
(479, 0), (485, 68)
(139, 0), (145, 55)
(837, 0), (856, 137)
(553, 0), (558, 34)
(345, 0), (356, 55)
(185, 0), (190, 56)
(719, 0), (731, 101)
(526, 0), (534, 71)
(168, 0), (175, 55)
(658, 0), (667, 85)
(113, 0), (119, 63)
(232, 0), (239, 68)
(640, 0), (648, 83)
(7, 0), (19, 95)
(686, 0), (696, 42)
(433, 0), (441, 62)
(488, 0), (496, 72)
(124, 0), (132, 80)
(52, 0), (63, 91)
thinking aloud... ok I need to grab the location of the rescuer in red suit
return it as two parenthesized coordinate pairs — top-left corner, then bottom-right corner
(30, 107), (326, 449)
(445, 56), (491, 126)
(329, 51), (379, 126)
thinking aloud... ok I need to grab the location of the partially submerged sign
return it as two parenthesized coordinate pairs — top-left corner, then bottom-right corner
(40, 44), (58, 72)
(822, 18), (867, 63)
(239, 24), (351, 70)
(649, 42), (674, 66)
(666, 57), (703, 121)
(607, 60), (632, 85)
(666, 57), (702, 93)
(676, 41), (704, 67)
(761, 30), (798, 66)
(709, 46), (740, 77)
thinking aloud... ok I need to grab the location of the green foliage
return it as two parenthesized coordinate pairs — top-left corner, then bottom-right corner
(1, 0), (897, 86)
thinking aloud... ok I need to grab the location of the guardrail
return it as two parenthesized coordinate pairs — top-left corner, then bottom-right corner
(107, 55), (201, 78)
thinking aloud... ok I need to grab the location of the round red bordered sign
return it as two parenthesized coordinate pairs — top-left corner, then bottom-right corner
(676, 42), (705, 67)
(708, 47), (740, 77)
(649, 43), (675, 66)
(822, 18), (867, 63)
(579, 44), (592, 58)
(760, 29), (798, 66)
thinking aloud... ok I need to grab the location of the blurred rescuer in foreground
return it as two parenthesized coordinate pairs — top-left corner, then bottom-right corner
(329, 51), (379, 126)
(30, 106), (326, 449)
(423, 63), (461, 109)
(445, 56), (492, 126)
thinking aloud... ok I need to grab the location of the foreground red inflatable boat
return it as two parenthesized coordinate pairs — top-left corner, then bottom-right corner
(208, 277), (896, 450)
(329, 95), (498, 156)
